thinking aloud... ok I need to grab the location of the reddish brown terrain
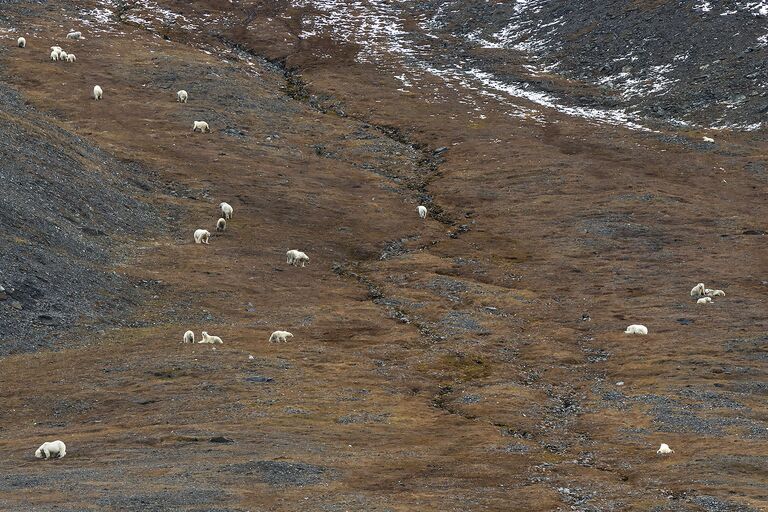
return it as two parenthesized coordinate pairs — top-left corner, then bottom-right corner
(0, 1), (766, 511)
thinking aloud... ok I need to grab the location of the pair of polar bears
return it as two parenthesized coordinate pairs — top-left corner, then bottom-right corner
(183, 330), (222, 344)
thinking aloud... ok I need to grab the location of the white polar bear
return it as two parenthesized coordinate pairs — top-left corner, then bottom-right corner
(35, 440), (66, 459)
(286, 250), (309, 267)
(657, 443), (674, 455)
(93, 85), (103, 100)
(199, 331), (223, 344)
(269, 330), (294, 343)
(183, 330), (195, 343)
(194, 229), (210, 244)
(690, 283), (705, 297)
(177, 90), (188, 103)
(220, 202), (233, 220)
(417, 205), (427, 219)
(192, 121), (210, 133)
(624, 324), (648, 335)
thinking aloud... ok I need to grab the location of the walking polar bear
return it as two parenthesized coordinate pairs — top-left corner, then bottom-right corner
(192, 121), (210, 133)
(194, 229), (210, 244)
(286, 250), (309, 267)
(269, 331), (294, 343)
(220, 202), (233, 220)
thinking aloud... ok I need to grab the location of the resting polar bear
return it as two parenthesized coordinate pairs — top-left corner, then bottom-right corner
(35, 440), (66, 459)
(624, 324), (648, 335)
(192, 121), (210, 133)
(199, 331), (223, 344)
(269, 330), (294, 343)
(690, 283), (705, 297)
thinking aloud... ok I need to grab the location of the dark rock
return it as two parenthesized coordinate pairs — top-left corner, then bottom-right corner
(82, 227), (107, 236)
(36, 314), (60, 326)
(225, 460), (332, 487)
(244, 375), (274, 383)
(336, 412), (390, 424)
(209, 436), (234, 443)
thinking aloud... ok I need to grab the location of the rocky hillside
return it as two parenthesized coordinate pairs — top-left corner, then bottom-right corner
(424, 0), (768, 130)
(0, 1), (766, 511)
(0, 80), (159, 354)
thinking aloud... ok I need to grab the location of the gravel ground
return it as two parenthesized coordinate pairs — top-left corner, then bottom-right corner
(0, 81), (160, 354)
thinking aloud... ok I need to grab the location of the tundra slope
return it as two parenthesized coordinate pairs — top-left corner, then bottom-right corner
(0, 1), (766, 512)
